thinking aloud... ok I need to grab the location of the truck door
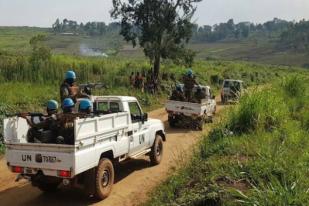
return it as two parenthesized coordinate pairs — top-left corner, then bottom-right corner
(128, 101), (149, 154)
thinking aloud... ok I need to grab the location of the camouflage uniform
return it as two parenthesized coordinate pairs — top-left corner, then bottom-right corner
(170, 90), (185, 101)
(60, 82), (89, 103)
(183, 75), (197, 102)
(60, 82), (80, 103)
(25, 114), (59, 143)
(56, 113), (89, 145)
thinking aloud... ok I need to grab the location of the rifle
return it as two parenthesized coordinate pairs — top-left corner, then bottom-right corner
(6, 112), (45, 118)
(79, 83), (106, 95)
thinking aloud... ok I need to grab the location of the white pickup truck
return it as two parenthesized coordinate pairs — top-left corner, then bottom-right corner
(3, 96), (166, 200)
(166, 85), (216, 130)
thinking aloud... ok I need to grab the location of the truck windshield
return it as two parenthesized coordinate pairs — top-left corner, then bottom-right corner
(223, 81), (230, 88)
(96, 101), (121, 113)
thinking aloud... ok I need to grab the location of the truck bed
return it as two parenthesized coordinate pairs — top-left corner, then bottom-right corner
(4, 112), (131, 177)
(165, 100), (209, 116)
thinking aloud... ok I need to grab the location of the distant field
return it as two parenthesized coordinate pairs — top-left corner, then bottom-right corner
(0, 27), (48, 54)
(190, 39), (309, 68)
(1, 27), (309, 68)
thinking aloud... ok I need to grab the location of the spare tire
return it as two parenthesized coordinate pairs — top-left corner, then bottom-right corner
(34, 130), (54, 144)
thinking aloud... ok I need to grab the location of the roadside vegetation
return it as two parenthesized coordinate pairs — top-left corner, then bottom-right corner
(146, 75), (309, 205)
(0, 49), (306, 153)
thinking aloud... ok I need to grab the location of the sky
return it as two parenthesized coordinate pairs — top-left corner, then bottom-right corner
(0, 0), (309, 27)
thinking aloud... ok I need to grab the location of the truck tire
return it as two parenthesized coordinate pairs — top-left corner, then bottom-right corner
(169, 119), (176, 128)
(95, 158), (114, 200)
(221, 95), (225, 104)
(150, 135), (163, 165)
(168, 116), (176, 128)
(195, 118), (204, 131)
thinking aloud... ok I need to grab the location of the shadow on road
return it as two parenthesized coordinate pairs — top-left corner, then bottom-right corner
(0, 159), (154, 206)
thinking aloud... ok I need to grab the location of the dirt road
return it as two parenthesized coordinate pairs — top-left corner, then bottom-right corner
(0, 101), (224, 206)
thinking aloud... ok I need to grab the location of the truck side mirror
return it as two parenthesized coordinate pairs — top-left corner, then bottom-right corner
(142, 113), (148, 123)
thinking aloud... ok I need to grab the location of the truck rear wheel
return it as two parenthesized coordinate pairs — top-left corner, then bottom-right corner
(150, 135), (163, 165)
(221, 95), (225, 104)
(95, 158), (114, 200)
(168, 115), (177, 128)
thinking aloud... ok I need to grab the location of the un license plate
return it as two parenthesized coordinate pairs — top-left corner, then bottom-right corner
(25, 168), (33, 174)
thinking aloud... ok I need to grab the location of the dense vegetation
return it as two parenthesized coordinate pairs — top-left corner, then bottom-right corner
(280, 20), (309, 51)
(52, 18), (121, 36)
(192, 18), (291, 43)
(146, 75), (309, 205)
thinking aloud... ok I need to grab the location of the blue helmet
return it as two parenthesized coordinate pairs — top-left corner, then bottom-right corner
(79, 99), (92, 110)
(63, 98), (74, 108)
(47, 100), (58, 110)
(187, 69), (193, 77)
(65, 70), (76, 80)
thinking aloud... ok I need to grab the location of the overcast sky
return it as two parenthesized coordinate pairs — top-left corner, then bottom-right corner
(0, 0), (309, 27)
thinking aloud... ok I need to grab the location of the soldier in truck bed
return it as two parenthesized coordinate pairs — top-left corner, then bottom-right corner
(56, 98), (76, 144)
(183, 69), (198, 102)
(193, 86), (206, 103)
(170, 84), (185, 101)
(56, 98), (90, 145)
(60, 70), (89, 103)
(20, 100), (59, 143)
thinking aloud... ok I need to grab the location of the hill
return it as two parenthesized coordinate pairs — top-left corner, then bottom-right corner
(1, 17), (309, 67)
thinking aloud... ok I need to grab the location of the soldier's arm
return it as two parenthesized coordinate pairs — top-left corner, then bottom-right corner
(60, 86), (70, 98)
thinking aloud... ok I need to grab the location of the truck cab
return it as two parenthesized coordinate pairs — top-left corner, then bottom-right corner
(4, 96), (166, 200)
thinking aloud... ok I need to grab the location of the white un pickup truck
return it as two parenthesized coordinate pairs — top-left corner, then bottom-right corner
(3, 96), (166, 200)
(166, 85), (216, 130)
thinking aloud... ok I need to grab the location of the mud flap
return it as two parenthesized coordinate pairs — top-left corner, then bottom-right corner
(84, 168), (96, 196)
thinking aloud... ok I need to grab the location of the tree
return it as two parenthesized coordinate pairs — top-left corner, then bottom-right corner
(52, 18), (61, 33)
(111, 0), (202, 80)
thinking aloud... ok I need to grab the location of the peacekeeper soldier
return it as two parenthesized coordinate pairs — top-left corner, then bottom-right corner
(60, 70), (89, 103)
(56, 98), (91, 144)
(21, 100), (59, 143)
(193, 86), (206, 103)
(170, 84), (185, 101)
(56, 98), (76, 144)
(183, 69), (198, 102)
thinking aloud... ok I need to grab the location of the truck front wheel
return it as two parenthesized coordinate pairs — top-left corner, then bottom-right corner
(150, 135), (163, 165)
(95, 158), (114, 200)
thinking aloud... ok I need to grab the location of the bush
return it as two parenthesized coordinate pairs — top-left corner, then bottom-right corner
(280, 76), (307, 118)
(281, 75), (305, 98)
(227, 89), (288, 134)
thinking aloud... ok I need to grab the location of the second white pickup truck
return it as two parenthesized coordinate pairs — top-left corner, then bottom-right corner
(166, 85), (216, 130)
(4, 96), (166, 200)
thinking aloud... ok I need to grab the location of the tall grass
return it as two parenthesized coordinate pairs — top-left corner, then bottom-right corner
(227, 88), (288, 134)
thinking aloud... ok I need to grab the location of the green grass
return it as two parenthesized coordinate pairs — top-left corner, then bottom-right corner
(146, 75), (309, 206)
(190, 39), (309, 68)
